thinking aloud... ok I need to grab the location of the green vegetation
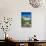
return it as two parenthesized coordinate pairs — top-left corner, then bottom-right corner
(21, 17), (32, 27)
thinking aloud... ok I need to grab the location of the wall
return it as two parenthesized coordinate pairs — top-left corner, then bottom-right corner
(44, 15), (46, 40)
(0, 0), (46, 40)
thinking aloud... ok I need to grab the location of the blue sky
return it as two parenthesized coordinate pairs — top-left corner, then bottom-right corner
(21, 12), (32, 18)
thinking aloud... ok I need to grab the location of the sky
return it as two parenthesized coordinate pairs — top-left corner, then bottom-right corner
(21, 12), (32, 18)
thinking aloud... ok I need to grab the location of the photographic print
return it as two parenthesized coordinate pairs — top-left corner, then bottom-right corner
(21, 12), (32, 27)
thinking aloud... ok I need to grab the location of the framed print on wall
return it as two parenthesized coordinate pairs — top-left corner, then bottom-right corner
(21, 12), (32, 27)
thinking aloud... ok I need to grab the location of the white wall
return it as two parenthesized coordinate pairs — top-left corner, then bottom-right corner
(44, 15), (46, 40)
(0, 0), (46, 40)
